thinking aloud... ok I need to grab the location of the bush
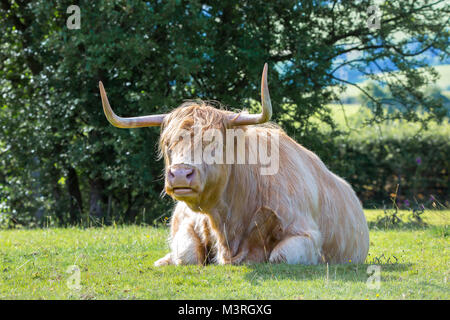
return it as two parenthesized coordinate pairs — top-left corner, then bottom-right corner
(309, 107), (450, 208)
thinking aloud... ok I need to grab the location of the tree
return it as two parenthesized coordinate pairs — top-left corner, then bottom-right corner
(0, 0), (448, 226)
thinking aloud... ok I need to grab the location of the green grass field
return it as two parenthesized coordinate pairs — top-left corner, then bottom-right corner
(0, 210), (448, 300)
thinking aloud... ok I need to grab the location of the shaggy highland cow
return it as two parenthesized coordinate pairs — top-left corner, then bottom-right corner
(99, 64), (369, 266)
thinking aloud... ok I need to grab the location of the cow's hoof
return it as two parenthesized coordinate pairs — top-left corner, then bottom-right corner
(154, 254), (172, 267)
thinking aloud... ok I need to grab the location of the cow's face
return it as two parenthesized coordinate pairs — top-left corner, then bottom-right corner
(159, 103), (230, 209)
(98, 64), (272, 210)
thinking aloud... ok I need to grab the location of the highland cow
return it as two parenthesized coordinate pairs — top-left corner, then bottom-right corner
(99, 64), (369, 266)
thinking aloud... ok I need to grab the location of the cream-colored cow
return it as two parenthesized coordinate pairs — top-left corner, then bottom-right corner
(99, 64), (369, 266)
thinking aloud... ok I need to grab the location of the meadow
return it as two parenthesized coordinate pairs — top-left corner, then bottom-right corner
(0, 209), (448, 300)
(1, 1), (448, 302)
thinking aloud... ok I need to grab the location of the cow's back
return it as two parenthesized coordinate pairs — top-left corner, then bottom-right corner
(267, 128), (369, 263)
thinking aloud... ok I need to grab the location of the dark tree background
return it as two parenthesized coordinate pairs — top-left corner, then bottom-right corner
(0, 0), (448, 227)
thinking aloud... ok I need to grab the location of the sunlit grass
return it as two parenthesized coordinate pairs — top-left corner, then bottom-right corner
(0, 209), (448, 299)
(313, 104), (450, 141)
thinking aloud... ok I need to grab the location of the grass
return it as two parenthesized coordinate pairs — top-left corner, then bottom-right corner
(0, 209), (448, 300)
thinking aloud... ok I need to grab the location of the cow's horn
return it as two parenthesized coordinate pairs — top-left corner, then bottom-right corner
(229, 63), (273, 126)
(99, 81), (165, 128)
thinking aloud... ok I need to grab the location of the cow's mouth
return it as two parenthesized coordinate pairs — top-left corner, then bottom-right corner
(171, 187), (197, 197)
(173, 187), (193, 194)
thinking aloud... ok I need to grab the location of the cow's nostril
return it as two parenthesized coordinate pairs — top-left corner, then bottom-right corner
(168, 165), (196, 184)
(186, 170), (194, 182)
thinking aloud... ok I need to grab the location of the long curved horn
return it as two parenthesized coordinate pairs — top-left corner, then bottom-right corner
(99, 81), (165, 128)
(229, 63), (273, 126)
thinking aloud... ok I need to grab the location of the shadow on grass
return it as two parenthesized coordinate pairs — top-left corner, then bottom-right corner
(243, 262), (414, 285)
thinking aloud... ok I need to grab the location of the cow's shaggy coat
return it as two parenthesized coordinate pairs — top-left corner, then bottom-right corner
(154, 102), (369, 266)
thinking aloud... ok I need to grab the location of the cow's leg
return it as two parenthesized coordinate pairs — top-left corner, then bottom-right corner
(154, 202), (212, 266)
(269, 234), (322, 265)
(154, 224), (202, 266)
(169, 218), (206, 265)
(154, 219), (203, 266)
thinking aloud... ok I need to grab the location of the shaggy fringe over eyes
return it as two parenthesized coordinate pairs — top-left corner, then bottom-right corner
(158, 100), (232, 160)
(157, 99), (282, 161)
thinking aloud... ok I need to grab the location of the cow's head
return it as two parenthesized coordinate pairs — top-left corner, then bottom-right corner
(99, 64), (272, 210)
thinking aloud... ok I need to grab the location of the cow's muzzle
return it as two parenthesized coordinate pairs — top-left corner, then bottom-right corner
(166, 164), (199, 197)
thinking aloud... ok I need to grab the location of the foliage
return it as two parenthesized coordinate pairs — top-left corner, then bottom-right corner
(371, 187), (429, 229)
(0, 209), (448, 299)
(308, 105), (450, 208)
(0, 0), (448, 227)
(358, 81), (450, 116)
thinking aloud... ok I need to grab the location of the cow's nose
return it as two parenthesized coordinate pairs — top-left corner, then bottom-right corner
(168, 164), (195, 186)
